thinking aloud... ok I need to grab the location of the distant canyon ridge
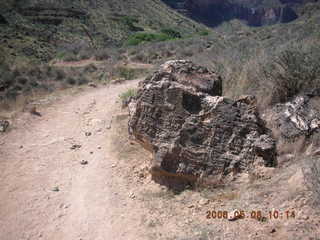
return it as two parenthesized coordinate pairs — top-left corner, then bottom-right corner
(162, 0), (319, 26)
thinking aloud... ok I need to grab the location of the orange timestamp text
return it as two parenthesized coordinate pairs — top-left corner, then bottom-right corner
(206, 210), (296, 220)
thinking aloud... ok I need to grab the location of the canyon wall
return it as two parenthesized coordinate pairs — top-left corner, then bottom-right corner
(163, 0), (318, 26)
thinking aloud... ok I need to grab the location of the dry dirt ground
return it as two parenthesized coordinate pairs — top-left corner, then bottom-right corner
(0, 79), (320, 240)
(0, 80), (144, 240)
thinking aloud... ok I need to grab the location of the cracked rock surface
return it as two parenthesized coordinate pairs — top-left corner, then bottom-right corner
(128, 60), (276, 186)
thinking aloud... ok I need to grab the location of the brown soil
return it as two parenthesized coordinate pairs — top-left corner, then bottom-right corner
(0, 80), (145, 240)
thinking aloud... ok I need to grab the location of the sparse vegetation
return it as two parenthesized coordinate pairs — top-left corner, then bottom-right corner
(95, 49), (111, 61)
(263, 47), (320, 104)
(126, 32), (174, 46)
(119, 88), (137, 102)
(199, 30), (210, 36)
(0, 62), (99, 103)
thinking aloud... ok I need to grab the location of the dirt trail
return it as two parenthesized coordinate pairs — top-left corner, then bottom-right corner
(52, 58), (102, 67)
(0, 80), (142, 240)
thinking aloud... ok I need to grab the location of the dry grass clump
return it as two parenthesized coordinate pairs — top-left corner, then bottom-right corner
(262, 47), (320, 104)
(0, 61), (97, 104)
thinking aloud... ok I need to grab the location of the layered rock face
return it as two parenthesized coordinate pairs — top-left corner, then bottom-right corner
(129, 60), (276, 186)
(162, 0), (317, 27)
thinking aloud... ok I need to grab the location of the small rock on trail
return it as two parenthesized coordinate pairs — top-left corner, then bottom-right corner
(0, 120), (9, 133)
(70, 144), (82, 150)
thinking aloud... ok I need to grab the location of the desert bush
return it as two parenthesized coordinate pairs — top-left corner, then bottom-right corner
(64, 53), (78, 62)
(199, 30), (210, 36)
(0, 63), (13, 91)
(78, 50), (92, 60)
(160, 28), (182, 39)
(126, 32), (173, 46)
(29, 80), (39, 88)
(84, 64), (98, 73)
(263, 47), (320, 104)
(16, 76), (28, 85)
(179, 47), (194, 58)
(55, 69), (66, 81)
(119, 88), (137, 103)
(77, 76), (89, 85)
(131, 53), (148, 63)
(5, 89), (18, 100)
(44, 65), (54, 77)
(302, 157), (320, 205)
(66, 77), (76, 85)
(119, 67), (135, 80)
(120, 16), (143, 32)
(12, 68), (21, 78)
(95, 49), (110, 61)
(56, 51), (66, 60)
(28, 66), (42, 79)
(11, 85), (23, 92)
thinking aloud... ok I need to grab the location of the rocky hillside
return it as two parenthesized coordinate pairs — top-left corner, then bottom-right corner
(162, 0), (319, 26)
(0, 0), (205, 64)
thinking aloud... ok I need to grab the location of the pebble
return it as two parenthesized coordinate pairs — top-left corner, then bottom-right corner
(88, 82), (97, 88)
(70, 144), (81, 150)
(198, 198), (210, 206)
(129, 193), (135, 199)
(80, 160), (88, 165)
(228, 209), (243, 221)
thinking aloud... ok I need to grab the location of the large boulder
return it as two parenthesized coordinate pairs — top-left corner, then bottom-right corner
(265, 94), (320, 140)
(128, 60), (276, 187)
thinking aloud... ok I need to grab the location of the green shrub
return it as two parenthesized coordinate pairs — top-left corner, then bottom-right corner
(55, 69), (66, 81)
(64, 53), (78, 62)
(120, 16), (143, 31)
(56, 51), (66, 60)
(29, 80), (39, 88)
(66, 77), (76, 85)
(84, 64), (98, 73)
(12, 85), (23, 92)
(131, 53), (148, 63)
(160, 28), (182, 39)
(12, 69), (21, 78)
(126, 32), (173, 46)
(95, 49), (110, 61)
(5, 89), (18, 99)
(79, 50), (91, 60)
(28, 67), (42, 79)
(119, 88), (137, 102)
(117, 67), (136, 80)
(77, 76), (89, 85)
(199, 30), (210, 36)
(0, 63), (13, 91)
(16, 76), (28, 85)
